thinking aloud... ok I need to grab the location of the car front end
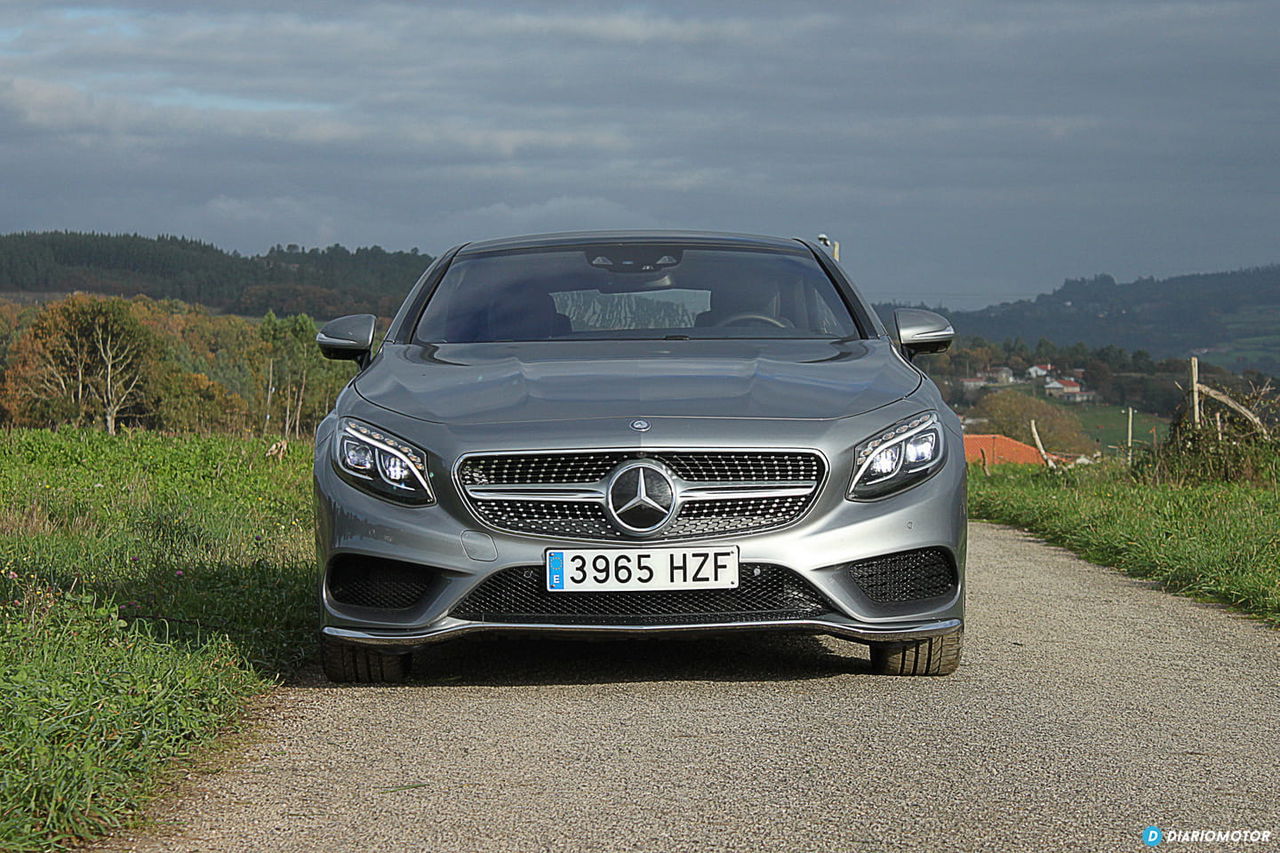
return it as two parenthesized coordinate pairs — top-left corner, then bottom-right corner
(313, 232), (966, 681)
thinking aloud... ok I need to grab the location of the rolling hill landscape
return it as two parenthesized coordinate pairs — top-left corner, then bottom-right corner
(1, 231), (1278, 373)
(932, 268), (1280, 373)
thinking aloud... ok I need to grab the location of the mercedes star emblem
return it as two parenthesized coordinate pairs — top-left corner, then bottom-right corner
(629, 418), (651, 432)
(605, 460), (678, 535)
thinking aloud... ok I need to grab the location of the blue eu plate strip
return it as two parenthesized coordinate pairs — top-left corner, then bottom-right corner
(547, 551), (565, 589)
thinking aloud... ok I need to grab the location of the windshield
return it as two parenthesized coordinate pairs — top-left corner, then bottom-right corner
(413, 244), (859, 342)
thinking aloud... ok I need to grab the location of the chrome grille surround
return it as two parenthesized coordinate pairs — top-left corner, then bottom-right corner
(456, 449), (826, 542)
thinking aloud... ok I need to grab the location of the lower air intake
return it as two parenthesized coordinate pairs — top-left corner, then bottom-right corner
(845, 548), (957, 602)
(327, 556), (435, 610)
(450, 564), (830, 625)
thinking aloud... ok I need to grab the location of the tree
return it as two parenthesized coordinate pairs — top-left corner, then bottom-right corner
(969, 390), (1094, 453)
(1, 295), (158, 433)
(149, 368), (249, 433)
(258, 311), (351, 438)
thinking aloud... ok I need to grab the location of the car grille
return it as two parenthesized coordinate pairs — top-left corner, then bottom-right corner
(456, 450), (824, 542)
(845, 548), (957, 602)
(450, 563), (831, 625)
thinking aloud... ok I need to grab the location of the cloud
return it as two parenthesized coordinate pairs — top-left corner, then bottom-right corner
(432, 196), (662, 245)
(0, 1), (1277, 306)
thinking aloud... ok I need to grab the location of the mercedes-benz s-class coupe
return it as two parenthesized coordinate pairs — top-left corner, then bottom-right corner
(313, 230), (965, 682)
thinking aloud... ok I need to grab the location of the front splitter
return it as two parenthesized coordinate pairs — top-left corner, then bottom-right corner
(322, 615), (963, 649)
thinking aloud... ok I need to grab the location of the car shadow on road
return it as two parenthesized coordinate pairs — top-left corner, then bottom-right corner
(400, 632), (874, 686)
(292, 633), (874, 688)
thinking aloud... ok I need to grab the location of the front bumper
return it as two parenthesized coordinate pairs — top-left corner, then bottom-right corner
(314, 405), (968, 650)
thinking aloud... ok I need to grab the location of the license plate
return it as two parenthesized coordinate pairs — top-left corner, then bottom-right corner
(546, 546), (740, 592)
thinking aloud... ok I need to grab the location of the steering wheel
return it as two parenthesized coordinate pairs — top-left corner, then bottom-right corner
(713, 312), (789, 329)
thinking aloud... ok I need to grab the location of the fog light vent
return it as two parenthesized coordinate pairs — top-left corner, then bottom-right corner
(328, 556), (434, 610)
(846, 548), (956, 602)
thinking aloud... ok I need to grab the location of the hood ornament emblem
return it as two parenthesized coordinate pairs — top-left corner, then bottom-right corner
(629, 419), (651, 432)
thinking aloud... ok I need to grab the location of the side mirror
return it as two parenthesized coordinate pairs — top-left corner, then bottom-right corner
(894, 308), (954, 361)
(317, 314), (376, 367)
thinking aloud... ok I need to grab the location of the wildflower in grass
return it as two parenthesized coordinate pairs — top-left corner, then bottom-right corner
(5, 571), (16, 580)
(175, 570), (185, 577)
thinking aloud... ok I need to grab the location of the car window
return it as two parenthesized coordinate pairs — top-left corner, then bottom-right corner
(413, 245), (858, 342)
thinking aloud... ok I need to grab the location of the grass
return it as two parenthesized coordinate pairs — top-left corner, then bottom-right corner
(0, 428), (315, 850)
(1209, 304), (1280, 371)
(969, 462), (1280, 625)
(1064, 402), (1168, 453)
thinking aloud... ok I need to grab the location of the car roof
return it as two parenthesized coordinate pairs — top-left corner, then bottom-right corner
(456, 230), (808, 256)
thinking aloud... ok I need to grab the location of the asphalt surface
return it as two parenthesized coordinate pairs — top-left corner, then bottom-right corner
(98, 523), (1280, 852)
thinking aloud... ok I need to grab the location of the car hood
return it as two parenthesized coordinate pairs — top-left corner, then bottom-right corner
(354, 339), (921, 425)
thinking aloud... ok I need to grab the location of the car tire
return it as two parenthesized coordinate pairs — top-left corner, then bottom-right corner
(321, 635), (411, 683)
(869, 631), (962, 676)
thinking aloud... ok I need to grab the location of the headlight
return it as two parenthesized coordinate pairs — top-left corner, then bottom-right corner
(333, 418), (435, 505)
(848, 411), (945, 500)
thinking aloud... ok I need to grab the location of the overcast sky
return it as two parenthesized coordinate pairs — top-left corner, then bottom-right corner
(1, 1), (1276, 307)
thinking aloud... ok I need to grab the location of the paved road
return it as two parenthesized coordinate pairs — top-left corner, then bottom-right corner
(99, 523), (1280, 852)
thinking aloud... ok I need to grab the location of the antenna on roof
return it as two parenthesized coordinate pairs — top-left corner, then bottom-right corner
(816, 233), (840, 261)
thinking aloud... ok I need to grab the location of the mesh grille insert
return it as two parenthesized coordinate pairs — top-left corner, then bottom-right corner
(328, 557), (434, 610)
(451, 563), (830, 625)
(846, 548), (956, 602)
(458, 453), (629, 485)
(476, 500), (624, 540)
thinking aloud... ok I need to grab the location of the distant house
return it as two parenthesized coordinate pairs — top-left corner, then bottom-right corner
(1044, 377), (1079, 397)
(979, 366), (1015, 385)
(1027, 364), (1053, 379)
(1044, 377), (1095, 403)
(963, 434), (1047, 466)
(958, 377), (986, 396)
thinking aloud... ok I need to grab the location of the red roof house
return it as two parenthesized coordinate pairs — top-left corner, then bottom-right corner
(963, 434), (1047, 466)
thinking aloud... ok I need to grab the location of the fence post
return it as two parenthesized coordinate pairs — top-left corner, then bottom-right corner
(1127, 406), (1134, 465)
(1029, 419), (1056, 469)
(1191, 356), (1201, 428)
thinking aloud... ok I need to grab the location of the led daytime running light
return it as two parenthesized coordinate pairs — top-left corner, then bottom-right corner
(854, 412), (938, 472)
(335, 420), (434, 504)
(849, 411), (944, 499)
(344, 422), (429, 489)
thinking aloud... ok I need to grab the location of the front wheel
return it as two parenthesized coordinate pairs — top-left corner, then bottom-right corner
(321, 634), (411, 683)
(869, 631), (962, 676)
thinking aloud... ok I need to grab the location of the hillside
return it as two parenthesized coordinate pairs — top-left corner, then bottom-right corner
(923, 267), (1280, 373)
(0, 232), (433, 319)
(3, 232), (1277, 372)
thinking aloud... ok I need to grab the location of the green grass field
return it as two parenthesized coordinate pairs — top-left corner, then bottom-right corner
(1204, 304), (1280, 372)
(969, 462), (1280, 625)
(0, 429), (316, 850)
(1051, 401), (1168, 453)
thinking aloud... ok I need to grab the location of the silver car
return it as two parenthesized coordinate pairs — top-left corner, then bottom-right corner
(313, 231), (965, 682)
